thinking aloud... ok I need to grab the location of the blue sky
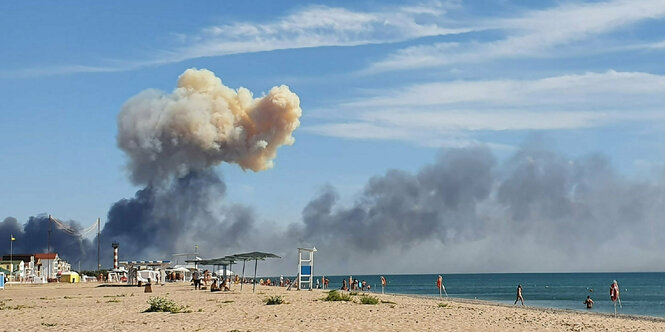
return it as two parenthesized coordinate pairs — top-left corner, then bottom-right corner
(2, 0), (665, 233)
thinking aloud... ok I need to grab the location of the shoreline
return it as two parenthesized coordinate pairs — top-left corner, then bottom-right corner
(387, 292), (665, 323)
(2, 282), (664, 331)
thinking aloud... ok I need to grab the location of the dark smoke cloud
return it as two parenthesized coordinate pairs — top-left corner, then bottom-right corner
(287, 143), (665, 273)
(4, 143), (665, 273)
(298, 147), (495, 252)
(0, 216), (94, 266)
(100, 170), (256, 265)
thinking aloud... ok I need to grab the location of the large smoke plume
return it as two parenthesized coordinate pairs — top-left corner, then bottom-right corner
(3, 69), (665, 274)
(117, 68), (301, 185)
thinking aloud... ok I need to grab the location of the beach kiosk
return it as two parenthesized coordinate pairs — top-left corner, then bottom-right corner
(61, 271), (79, 283)
(297, 247), (316, 290)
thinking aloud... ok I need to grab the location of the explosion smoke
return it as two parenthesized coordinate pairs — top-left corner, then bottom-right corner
(117, 68), (302, 185)
(4, 69), (665, 273)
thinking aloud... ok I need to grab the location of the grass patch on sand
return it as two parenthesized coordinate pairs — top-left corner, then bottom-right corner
(437, 303), (449, 308)
(145, 296), (191, 313)
(380, 300), (397, 304)
(323, 290), (352, 302)
(0, 300), (32, 310)
(106, 298), (122, 303)
(359, 294), (379, 305)
(103, 294), (126, 298)
(41, 322), (57, 327)
(264, 295), (284, 305)
(349, 291), (359, 296)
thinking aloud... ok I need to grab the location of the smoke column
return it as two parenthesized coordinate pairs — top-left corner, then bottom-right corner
(97, 68), (302, 263)
(0, 68), (303, 268)
(4, 69), (665, 273)
(117, 68), (302, 185)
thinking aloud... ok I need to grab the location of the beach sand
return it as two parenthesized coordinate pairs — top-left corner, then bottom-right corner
(0, 282), (663, 331)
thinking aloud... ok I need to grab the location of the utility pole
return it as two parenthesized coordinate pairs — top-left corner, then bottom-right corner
(47, 214), (52, 281)
(97, 218), (101, 272)
(9, 234), (14, 282)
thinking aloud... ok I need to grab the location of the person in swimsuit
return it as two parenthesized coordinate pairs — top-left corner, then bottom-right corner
(514, 284), (524, 306)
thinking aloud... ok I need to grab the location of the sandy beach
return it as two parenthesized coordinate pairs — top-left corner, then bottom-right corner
(0, 282), (663, 331)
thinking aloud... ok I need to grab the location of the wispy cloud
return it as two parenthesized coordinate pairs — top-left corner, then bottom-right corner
(305, 70), (665, 145)
(6, 1), (473, 78)
(367, 0), (665, 72)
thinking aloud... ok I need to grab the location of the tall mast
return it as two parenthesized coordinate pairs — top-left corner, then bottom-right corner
(97, 218), (101, 271)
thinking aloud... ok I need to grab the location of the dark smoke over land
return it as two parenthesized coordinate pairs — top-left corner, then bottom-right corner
(4, 143), (665, 273)
(3, 69), (664, 273)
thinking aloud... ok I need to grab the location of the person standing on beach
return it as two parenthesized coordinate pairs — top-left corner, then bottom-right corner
(192, 270), (201, 290)
(584, 296), (594, 308)
(514, 284), (524, 306)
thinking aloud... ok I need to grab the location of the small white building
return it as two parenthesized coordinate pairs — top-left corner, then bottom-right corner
(34, 253), (70, 280)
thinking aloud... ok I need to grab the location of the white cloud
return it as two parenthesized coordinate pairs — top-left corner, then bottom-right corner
(171, 3), (473, 61)
(6, 2), (473, 77)
(305, 70), (665, 144)
(348, 70), (665, 109)
(368, 0), (665, 72)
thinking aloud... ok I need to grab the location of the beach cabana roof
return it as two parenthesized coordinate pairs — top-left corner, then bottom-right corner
(197, 255), (237, 266)
(230, 252), (281, 293)
(232, 252), (281, 260)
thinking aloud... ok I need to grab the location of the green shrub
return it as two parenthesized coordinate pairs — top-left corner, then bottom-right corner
(145, 296), (189, 313)
(323, 290), (352, 302)
(264, 295), (284, 305)
(437, 303), (448, 308)
(359, 294), (379, 305)
(349, 291), (359, 296)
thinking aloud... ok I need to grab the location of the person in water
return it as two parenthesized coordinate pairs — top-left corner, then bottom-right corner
(584, 295), (594, 309)
(514, 284), (524, 306)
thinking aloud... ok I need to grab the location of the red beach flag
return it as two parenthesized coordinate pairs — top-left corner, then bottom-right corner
(610, 281), (619, 302)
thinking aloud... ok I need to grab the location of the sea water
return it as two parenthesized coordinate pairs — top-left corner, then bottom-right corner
(301, 273), (665, 318)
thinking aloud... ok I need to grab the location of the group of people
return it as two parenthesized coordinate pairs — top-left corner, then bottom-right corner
(340, 276), (370, 291)
(191, 269), (235, 292)
(315, 276), (330, 289)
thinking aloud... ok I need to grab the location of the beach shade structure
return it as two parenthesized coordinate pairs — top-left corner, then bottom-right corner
(232, 252), (281, 293)
(197, 256), (237, 290)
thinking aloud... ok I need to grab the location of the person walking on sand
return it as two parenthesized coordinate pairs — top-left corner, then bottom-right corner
(514, 284), (524, 306)
(584, 295), (594, 309)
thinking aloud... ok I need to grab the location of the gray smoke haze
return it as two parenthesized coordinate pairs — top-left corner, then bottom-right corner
(289, 144), (665, 274)
(4, 69), (664, 274)
(4, 143), (665, 273)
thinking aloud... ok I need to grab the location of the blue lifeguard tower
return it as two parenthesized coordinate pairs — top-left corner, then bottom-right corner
(297, 247), (316, 290)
